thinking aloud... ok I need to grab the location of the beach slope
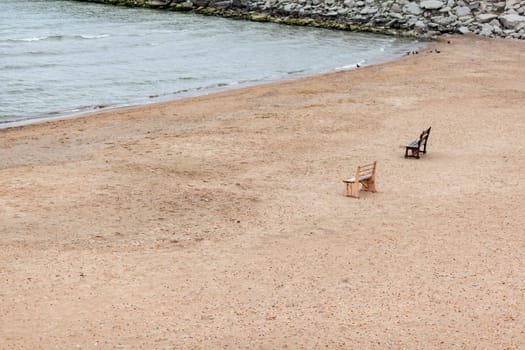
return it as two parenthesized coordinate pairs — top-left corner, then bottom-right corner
(1, 35), (525, 348)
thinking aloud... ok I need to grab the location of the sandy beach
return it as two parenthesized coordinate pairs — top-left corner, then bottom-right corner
(1, 35), (525, 348)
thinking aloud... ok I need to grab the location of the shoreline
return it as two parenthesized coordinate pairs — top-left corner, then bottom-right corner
(1, 36), (425, 130)
(2, 35), (525, 348)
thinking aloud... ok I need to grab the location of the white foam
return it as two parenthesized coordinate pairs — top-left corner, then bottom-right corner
(19, 36), (48, 42)
(80, 34), (110, 39)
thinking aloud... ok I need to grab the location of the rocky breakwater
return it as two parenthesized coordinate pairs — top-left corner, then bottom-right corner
(74, 0), (525, 39)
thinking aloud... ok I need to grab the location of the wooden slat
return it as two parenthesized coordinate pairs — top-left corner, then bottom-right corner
(360, 164), (375, 170)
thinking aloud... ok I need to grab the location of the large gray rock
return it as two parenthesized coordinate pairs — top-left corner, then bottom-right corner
(490, 18), (502, 28)
(461, 17), (475, 25)
(458, 26), (471, 33)
(420, 0), (444, 9)
(389, 12), (404, 19)
(283, 3), (294, 12)
(390, 3), (402, 12)
(506, 0), (519, 10)
(493, 23), (504, 34)
(455, 6), (471, 16)
(479, 23), (494, 36)
(499, 13), (525, 28)
(415, 20), (427, 29)
(432, 14), (457, 25)
(494, 1), (506, 9)
(146, 0), (168, 5)
(477, 13), (499, 22)
(405, 2), (422, 14)
(360, 6), (378, 14)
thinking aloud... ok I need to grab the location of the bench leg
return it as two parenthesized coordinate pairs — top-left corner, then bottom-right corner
(361, 180), (376, 193)
(345, 182), (360, 198)
(405, 147), (419, 159)
(352, 183), (360, 198)
(363, 181), (376, 192)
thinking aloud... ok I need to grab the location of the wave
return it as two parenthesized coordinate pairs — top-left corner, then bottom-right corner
(151, 79), (259, 99)
(2, 34), (110, 43)
(28, 50), (60, 56)
(286, 69), (306, 75)
(79, 34), (110, 40)
(335, 59), (366, 70)
(14, 36), (51, 42)
(1, 63), (59, 70)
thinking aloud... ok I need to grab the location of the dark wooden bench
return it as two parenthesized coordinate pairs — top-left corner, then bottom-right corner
(405, 127), (431, 159)
(342, 161), (377, 198)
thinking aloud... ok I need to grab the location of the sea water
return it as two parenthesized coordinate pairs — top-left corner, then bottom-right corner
(0, 0), (422, 126)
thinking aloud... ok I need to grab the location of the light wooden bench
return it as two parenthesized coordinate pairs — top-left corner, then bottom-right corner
(343, 161), (377, 198)
(405, 126), (431, 159)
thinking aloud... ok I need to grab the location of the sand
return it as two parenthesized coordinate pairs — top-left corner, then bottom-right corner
(1, 35), (525, 349)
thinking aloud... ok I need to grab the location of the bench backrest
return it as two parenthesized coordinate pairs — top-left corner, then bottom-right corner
(418, 126), (431, 150)
(356, 161), (377, 181)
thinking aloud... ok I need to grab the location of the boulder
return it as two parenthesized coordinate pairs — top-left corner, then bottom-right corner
(494, 1), (506, 9)
(415, 20), (427, 29)
(489, 18), (502, 28)
(211, 0), (230, 8)
(405, 2), (422, 14)
(461, 17), (475, 25)
(505, 0), (519, 10)
(477, 13), (499, 22)
(193, 0), (209, 6)
(431, 15), (457, 26)
(420, 0), (444, 10)
(479, 23), (494, 36)
(499, 13), (525, 28)
(360, 6), (378, 14)
(455, 6), (471, 16)
(390, 3), (401, 12)
(458, 26), (470, 34)
(389, 12), (404, 19)
(146, 0), (168, 6)
(493, 24), (504, 34)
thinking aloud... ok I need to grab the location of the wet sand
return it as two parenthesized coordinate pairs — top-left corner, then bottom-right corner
(1, 35), (525, 348)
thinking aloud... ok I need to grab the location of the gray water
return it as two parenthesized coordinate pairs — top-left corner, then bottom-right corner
(1, 0), (422, 126)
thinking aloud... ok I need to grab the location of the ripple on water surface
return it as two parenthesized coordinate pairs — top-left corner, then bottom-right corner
(0, 0), (423, 125)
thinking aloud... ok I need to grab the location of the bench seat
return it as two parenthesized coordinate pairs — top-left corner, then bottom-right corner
(343, 175), (372, 183)
(405, 127), (431, 159)
(407, 140), (419, 148)
(343, 161), (377, 198)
